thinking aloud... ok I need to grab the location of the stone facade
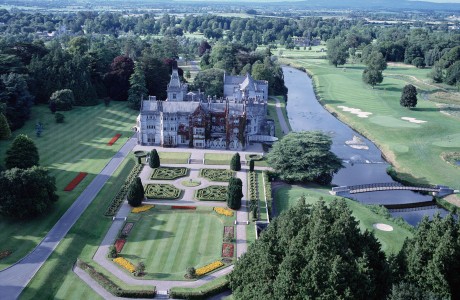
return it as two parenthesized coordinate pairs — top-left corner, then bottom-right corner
(137, 69), (274, 150)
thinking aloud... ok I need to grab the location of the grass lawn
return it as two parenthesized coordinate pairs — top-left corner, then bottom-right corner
(22, 158), (152, 299)
(204, 153), (233, 165)
(257, 171), (268, 222)
(279, 49), (460, 192)
(0, 103), (137, 270)
(274, 186), (413, 254)
(120, 206), (232, 280)
(158, 152), (190, 164)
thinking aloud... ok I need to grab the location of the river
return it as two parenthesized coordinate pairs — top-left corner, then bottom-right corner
(282, 66), (448, 225)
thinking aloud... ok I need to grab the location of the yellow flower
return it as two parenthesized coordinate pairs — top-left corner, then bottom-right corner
(132, 204), (154, 213)
(195, 261), (224, 276)
(113, 257), (136, 273)
(213, 207), (233, 217)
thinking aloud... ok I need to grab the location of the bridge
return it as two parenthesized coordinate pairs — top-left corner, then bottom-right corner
(331, 183), (455, 198)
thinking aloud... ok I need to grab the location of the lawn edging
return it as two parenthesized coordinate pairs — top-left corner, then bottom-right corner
(169, 276), (229, 299)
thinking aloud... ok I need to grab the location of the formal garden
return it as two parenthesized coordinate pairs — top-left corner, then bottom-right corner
(196, 185), (228, 201)
(150, 167), (188, 180)
(109, 205), (236, 280)
(199, 168), (235, 182)
(144, 184), (182, 200)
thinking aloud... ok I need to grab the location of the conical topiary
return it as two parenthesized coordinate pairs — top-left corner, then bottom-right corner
(127, 177), (144, 207)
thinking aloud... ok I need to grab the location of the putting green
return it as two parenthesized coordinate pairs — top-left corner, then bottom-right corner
(369, 116), (420, 128)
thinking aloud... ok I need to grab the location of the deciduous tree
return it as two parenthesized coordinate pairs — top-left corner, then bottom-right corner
(5, 134), (39, 169)
(400, 84), (418, 108)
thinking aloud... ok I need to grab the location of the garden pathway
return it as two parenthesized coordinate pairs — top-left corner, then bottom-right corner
(274, 97), (291, 134)
(86, 160), (250, 297)
(0, 136), (138, 300)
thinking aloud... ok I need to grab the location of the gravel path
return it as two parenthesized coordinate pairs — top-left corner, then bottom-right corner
(0, 136), (138, 300)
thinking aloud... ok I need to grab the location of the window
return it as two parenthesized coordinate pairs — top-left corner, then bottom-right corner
(173, 93), (176, 99)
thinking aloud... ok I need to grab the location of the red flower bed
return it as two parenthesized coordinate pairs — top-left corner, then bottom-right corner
(114, 239), (126, 253)
(222, 243), (234, 258)
(171, 206), (196, 210)
(64, 172), (88, 191)
(107, 133), (122, 146)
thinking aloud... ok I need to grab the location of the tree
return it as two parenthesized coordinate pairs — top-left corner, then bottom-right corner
(362, 68), (383, 88)
(266, 131), (342, 184)
(0, 112), (11, 140)
(230, 152), (241, 171)
(191, 68), (225, 98)
(103, 56), (134, 101)
(400, 84), (418, 108)
(127, 62), (148, 110)
(228, 199), (390, 299)
(127, 177), (144, 207)
(49, 89), (74, 111)
(149, 149), (160, 168)
(249, 159), (255, 172)
(445, 61), (460, 86)
(0, 73), (34, 130)
(227, 177), (243, 210)
(397, 214), (460, 299)
(5, 134), (39, 169)
(366, 50), (387, 71)
(326, 37), (348, 67)
(0, 166), (58, 219)
(198, 40), (211, 57)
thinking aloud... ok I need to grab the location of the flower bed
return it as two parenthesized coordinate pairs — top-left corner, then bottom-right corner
(196, 186), (228, 201)
(224, 226), (234, 238)
(132, 205), (154, 213)
(113, 257), (135, 273)
(105, 163), (143, 216)
(150, 167), (188, 180)
(107, 133), (122, 146)
(222, 243), (234, 258)
(122, 222), (134, 236)
(0, 250), (12, 260)
(200, 169), (235, 182)
(114, 239), (126, 253)
(64, 172), (88, 191)
(214, 207), (234, 216)
(145, 184), (182, 200)
(171, 206), (197, 210)
(195, 261), (224, 276)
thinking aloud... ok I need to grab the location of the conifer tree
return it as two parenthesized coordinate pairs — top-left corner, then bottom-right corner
(227, 177), (243, 210)
(128, 62), (148, 110)
(230, 152), (241, 171)
(127, 177), (144, 207)
(149, 149), (160, 168)
(5, 134), (39, 169)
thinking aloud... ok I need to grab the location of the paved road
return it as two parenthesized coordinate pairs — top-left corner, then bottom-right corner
(274, 97), (291, 134)
(0, 137), (138, 300)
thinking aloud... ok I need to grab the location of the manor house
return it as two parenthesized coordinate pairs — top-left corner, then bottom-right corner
(136, 68), (275, 150)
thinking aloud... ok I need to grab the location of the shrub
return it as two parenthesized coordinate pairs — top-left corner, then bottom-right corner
(108, 245), (117, 258)
(144, 184), (182, 199)
(249, 159), (255, 172)
(230, 152), (241, 171)
(134, 261), (145, 277)
(227, 177), (243, 210)
(49, 89), (74, 111)
(200, 168), (234, 182)
(105, 162), (143, 216)
(127, 177), (144, 207)
(149, 149), (160, 168)
(186, 267), (196, 279)
(169, 278), (229, 299)
(55, 113), (65, 123)
(196, 186), (228, 201)
(150, 167), (188, 180)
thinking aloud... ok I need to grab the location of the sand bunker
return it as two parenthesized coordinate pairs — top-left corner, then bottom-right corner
(337, 106), (373, 118)
(345, 135), (369, 150)
(401, 117), (427, 124)
(373, 223), (394, 232)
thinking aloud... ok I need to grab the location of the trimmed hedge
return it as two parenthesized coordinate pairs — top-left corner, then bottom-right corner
(150, 167), (188, 180)
(144, 184), (182, 200)
(262, 171), (273, 216)
(200, 168), (235, 182)
(105, 163), (144, 216)
(169, 277), (229, 299)
(77, 260), (156, 298)
(196, 185), (228, 201)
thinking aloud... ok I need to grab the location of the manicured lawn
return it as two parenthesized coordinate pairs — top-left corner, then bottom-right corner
(274, 186), (413, 254)
(0, 103), (137, 270)
(204, 153), (233, 165)
(22, 158), (152, 299)
(120, 206), (230, 280)
(267, 96), (292, 139)
(279, 49), (460, 192)
(257, 171), (268, 222)
(158, 152), (190, 164)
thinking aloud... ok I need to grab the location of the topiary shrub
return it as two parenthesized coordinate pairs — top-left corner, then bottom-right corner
(249, 159), (255, 172)
(135, 262), (145, 277)
(55, 112), (65, 123)
(127, 177), (144, 207)
(149, 149), (160, 169)
(186, 267), (196, 279)
(227, 177), (243, 210)
(230, 152), (241, 171)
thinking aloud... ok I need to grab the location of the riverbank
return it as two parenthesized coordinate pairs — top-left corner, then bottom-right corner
(279, 49), (460, 200)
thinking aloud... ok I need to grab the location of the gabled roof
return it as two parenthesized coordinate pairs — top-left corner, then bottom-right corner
(240, 73), (256, 91)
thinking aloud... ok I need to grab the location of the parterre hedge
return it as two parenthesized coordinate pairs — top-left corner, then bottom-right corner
(200, 168), (234, 182)
(150, 167), (188, 180)
(196, 186), (228, 201)
(77, 260), (156, 298)
(145, 184), (182, 200)
(105, 163), (144, 216)
(262, 171), (272, 216)
(169, 278), (229, 299)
